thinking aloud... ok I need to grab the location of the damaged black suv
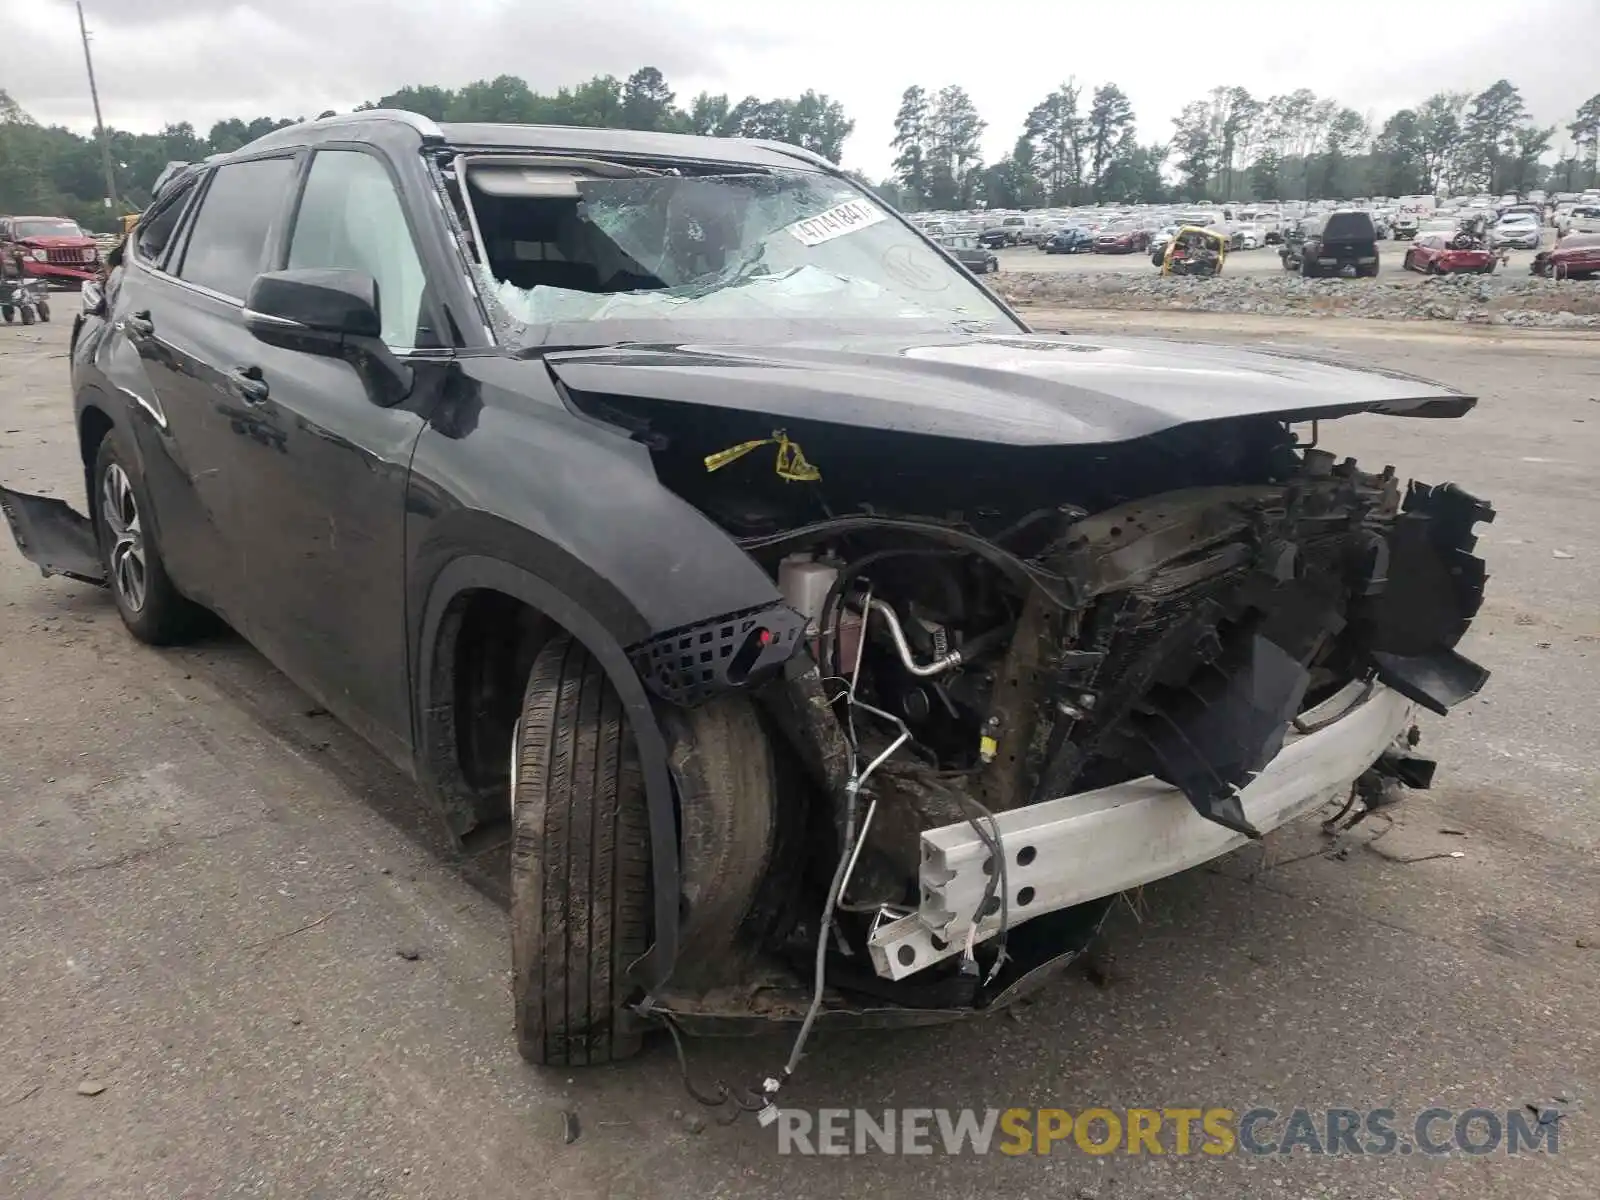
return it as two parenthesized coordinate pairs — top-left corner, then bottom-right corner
(1, 113), (1492, 1082)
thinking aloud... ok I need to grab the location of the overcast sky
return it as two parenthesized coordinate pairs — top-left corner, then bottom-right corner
(5, 0), (1597, 179)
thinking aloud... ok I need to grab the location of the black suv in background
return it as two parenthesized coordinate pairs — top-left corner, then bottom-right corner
(1285, 210), (1381, 278)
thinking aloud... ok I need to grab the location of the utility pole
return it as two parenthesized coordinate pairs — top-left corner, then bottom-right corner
(76, 0), (120, 212)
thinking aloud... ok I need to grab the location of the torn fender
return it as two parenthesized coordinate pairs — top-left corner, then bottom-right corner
(0, 486), (106, 585)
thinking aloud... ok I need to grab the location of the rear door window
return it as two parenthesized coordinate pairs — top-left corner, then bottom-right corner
(134, 177), (199, 268)
(177, 156), (297, 300)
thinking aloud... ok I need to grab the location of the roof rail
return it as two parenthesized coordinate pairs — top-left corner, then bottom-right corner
(236, 108), (446, 154)
(743, 139), (836, 173)
(315, 108), (445, 141)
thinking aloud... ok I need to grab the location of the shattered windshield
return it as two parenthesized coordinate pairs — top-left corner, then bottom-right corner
(468, 166), (1018, 345)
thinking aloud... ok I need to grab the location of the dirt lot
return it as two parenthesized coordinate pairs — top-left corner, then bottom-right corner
(1, 315), (1597, 1199)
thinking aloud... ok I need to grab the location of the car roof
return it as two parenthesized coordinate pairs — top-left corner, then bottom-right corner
(230, 110), (831, 172)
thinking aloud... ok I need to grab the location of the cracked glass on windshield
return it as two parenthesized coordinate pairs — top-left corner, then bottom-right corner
(463, 165), (1017, 345)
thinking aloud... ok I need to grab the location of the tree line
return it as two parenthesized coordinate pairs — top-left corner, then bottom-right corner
(886, 79), (1600, 210)
(2, 64), (1598, 230)
(0, 67), (852, 229)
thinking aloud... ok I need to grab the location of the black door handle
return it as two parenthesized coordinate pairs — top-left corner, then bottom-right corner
(228, 365), (269, 405)
(122, 309), (154, 340)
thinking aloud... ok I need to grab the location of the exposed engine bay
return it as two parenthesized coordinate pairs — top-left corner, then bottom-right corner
(579, 389), (1493, 1023)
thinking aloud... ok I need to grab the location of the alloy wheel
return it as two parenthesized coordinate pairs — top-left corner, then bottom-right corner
(101, 463), (147, 613)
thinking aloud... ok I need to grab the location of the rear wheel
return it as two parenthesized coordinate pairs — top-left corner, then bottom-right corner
(511, 635), (651, 1067)
(19, 305), (34, 326)
(1300, 258), (1317, 278)
(93, 430), (208, 644)
(1, 306), (13, 324)
(36, 301), (50, 323)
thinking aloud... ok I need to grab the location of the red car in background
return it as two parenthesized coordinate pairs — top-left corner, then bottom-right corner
(1531, 233), (1600, 280)
(1401, 232), (1495, 275)
(1094, 222), (1151, 254)
(0, 215), (100, 287)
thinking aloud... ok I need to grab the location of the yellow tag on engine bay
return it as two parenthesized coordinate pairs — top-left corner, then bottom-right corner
(704, 430), (821, 482)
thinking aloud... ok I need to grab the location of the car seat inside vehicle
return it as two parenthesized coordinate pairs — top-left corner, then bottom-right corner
(464, 164), (666, 294)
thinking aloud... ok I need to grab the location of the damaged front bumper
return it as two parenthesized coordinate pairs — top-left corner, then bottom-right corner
(869, 678), (1418, 980)
(0, 487), (105, 585)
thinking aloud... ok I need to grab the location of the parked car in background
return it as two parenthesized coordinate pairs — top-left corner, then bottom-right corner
(1237, 210), (1283, 244)
(1557, 205), (1600, 238)
(1402, 232), (1495, 275)
(977, 226), (1012, 249)
(1147, 225), (1180, 261)
(1488, 212), (1542, 251)
(936, 233), (999, 274)
(1043, 226), (1095, 253)
(1531, 233), (1600, 279)
(999, 214), (1043, 245)
(1234, 224), (1265, 250)
(1094, 222), (1150, 253)
(1391, 212), (1420, 240)
(0, 215), (100, 287)
(1288, 211), (1381, 277)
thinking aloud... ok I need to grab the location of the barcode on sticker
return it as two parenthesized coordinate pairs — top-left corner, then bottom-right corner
(786, 199), (887, 246)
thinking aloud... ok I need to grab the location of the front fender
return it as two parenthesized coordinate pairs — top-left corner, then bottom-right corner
(410, 358), (784, 638)
(404, 358), (793, 995)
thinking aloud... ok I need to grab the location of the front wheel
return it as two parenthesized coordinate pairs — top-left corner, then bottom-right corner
(511, 635), (652, 1067)
(36, 300), (50, 323)
(93, 431), (207, 644)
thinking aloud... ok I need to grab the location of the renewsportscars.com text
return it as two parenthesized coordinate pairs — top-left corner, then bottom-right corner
(772, 1106), (1563, 1156)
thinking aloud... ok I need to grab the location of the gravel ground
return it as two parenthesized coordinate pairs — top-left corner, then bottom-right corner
(988, 231), (1600, 329)
(1, 317), (1597, 1199)
(992, 271), (1600, 328)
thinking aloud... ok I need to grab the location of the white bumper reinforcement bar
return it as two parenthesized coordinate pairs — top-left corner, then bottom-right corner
(867, 681), (1414, 980)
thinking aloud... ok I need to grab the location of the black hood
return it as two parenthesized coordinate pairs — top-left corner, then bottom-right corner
(544, 332), (1475, 447)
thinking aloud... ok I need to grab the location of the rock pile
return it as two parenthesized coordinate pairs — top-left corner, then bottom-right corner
(991, 271), (1600, 329)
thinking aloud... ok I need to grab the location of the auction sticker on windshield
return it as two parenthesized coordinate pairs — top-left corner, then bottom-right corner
(787, 198), (888, 246)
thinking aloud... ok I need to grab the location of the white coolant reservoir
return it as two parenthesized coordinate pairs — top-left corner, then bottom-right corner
(778, 554), (838, 625)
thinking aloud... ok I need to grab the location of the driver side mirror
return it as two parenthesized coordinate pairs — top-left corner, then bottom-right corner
(243, 269), (411, 407)
(244, 268), (381, 345)
(80, 279), (105, 318)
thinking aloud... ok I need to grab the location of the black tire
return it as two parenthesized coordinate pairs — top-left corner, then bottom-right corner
(1, 306), (13, 324)
(1300, 258), (1316, 278)
(92, 430), (207, 645)
(20, 305), (34, 326)
(511, 634), (651, 1067)
(37, 301), (50, 323)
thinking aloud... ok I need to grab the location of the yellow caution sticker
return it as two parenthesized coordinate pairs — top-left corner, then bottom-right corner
(704, 430), (821, 482)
